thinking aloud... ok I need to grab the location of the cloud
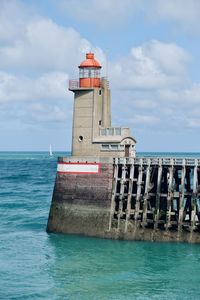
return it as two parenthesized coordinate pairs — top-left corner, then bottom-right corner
(148, 0), (200, 33)
(0, 0), (29, 43)
(59, 0), (141, 28)
(0, 71), (69, 103)
(27, 103), (68, 123)
(109, 40), (200, 133)
(186, 118), (200, 128)
(0, 18), (105, 72)
(110, 40), (191, 90)
(0, 2), (106, 73)
(0, 1), (105, 127)
(129, 115), (160, 125)
(58, 0), (200, 34)
(1, 0), (200, 151)
(158, 83), (200, 106)
(0, 71), (72, 125)
(112, 80), (200, 132)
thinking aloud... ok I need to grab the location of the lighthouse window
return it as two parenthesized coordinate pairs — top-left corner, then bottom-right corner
(78, 136), (83, 142)
(95, 69), (100, 77)
(110, 145), (118, 150)
(99, 90), (101, 95)
(79, 68), (100, 79)
(79, 69), (84, 78)
(101, 144), (109, 150)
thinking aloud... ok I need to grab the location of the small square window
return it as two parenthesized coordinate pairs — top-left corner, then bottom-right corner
(110, 144), (118, 150)
(101, 144), (109, 150)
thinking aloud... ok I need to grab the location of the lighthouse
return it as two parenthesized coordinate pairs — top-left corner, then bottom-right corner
(47, 52), (200, 244)
(69, 53), (136, 157)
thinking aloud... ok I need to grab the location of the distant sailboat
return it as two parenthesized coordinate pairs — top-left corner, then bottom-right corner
(49, 144), (53, 157)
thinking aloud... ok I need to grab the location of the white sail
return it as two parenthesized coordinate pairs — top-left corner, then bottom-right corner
(49, 144), (53, 156)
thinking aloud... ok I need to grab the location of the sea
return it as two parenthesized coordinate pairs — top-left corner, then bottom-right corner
(1, 151), (200, 300)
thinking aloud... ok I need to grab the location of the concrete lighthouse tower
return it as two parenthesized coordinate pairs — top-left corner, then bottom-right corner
(69, 52), (136, 158)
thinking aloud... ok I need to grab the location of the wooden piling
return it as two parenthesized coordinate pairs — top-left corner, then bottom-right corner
(154, 160), (162, 229)
(191, 160), (198, 232)
(142, 159), (151, 227)
(117, 163), (126, 231)
(125, 164), (134, 232)
(108, 162), (118, 231)
(178, 159), (186, 234)
(134, 159), (143, 228)
(166, 159), (174, 230)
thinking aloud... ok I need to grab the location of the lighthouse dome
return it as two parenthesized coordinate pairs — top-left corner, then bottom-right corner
(79, 53), (101, 69)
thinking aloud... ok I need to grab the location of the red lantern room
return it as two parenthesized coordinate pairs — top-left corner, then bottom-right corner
(79, 53), (102, 88)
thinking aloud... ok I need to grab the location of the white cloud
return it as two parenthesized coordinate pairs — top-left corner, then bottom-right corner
(186, 118), (200, 128)
(110, 40), (191, 90)
(109, 39), (200, 132)
(58, 0), (200, 34)
(59, 0), (141, 28)
(0, 11), (105, 73)
(129, 114), (159, 125)
(27, 103), (68, 123)
(131, 99), (157, 109)
(112, 81), (200, 131)
(148, 0), (200, 33)
(0, 1), (107, 130)
(0, 70), (73, 125)
(0, 0), (29, 43)
(158, 83), (200, 106)
(0, 71), (69, 103)
(1, 0), (200, 151)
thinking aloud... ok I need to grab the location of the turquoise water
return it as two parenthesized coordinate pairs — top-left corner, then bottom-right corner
(1, 152), (200, 299)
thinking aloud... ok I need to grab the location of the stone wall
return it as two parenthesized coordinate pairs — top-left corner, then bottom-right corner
(47, 159), (113, 237)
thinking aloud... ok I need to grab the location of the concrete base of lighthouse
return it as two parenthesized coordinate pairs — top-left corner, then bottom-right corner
(47, 156), (113, 238)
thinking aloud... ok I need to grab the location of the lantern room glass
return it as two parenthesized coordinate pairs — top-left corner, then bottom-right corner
(79, 68), (101, 79)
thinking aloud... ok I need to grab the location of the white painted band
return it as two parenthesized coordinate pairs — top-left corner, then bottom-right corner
(57, 163), (100, 174)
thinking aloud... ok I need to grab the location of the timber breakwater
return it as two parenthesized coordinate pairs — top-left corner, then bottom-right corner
(47, 156), (200, 243)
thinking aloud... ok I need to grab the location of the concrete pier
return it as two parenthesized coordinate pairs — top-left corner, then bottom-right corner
(47, 156), (200, 243)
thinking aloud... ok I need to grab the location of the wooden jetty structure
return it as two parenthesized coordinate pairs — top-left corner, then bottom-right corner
(47, 53), (200, 243)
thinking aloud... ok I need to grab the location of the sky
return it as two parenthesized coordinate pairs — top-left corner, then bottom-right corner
(1, 0), (200, 152)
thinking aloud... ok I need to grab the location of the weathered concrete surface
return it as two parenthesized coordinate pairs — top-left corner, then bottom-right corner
(47, 203), (110, 237)
(47, 161), (113, 237)
(107, 220), (200, 243)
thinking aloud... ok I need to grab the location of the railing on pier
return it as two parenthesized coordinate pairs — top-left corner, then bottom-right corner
(114, 157), (200, 166)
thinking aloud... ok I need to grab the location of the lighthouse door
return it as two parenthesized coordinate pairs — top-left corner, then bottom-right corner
(125, 145), (130, 157)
